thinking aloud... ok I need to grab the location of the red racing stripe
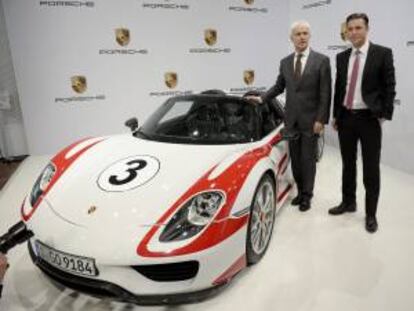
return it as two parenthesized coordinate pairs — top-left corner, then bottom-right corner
(277, 152), (288, 175)
(137, 133), (284, 258)
(277, 183), (293, 203)
(21, 137), (105, 221)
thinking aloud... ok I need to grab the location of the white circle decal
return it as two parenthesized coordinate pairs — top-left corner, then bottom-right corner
(97, 155), (160, 192)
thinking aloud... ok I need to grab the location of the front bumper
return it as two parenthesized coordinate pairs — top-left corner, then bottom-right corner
(28, 241), (226, 305)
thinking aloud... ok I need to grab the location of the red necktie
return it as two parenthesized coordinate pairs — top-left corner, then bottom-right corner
(345, 50), (361, 109)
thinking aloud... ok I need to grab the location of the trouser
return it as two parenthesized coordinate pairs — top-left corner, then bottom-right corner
(338, 109), (382, 217)
(289, 130), (317, 201)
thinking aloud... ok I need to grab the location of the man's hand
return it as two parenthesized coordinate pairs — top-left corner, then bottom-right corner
(313, 121), (324, 135)
(0, 253), (8, 282)
(331, 119), (338, 131)
(244, 96), (262, 105)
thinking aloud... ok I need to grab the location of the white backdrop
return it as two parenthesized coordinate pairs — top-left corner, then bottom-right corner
(2, 0), (289, 155)
(0, 1), (27, 158)
(289, 0), (414, 174)
(3, 0), (414, 174)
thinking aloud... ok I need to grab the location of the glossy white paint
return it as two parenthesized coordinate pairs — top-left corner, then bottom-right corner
(17, 127), (292, 297)
(2, 146), (414, 310)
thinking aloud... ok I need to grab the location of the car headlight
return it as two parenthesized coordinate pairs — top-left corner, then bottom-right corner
(159, 191), (224, 242)
(30, 163), (56, 206)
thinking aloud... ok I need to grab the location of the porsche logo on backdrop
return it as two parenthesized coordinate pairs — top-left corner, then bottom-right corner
(327, 22), (350, 51)
(228, 0), (268, 13)
(149, 72), (192, 97)
(115, 28), (130, 47)
(55, 76), (105, 103)
(204, 29), (217, 46)
(39, 1), (95, 7)
(141, 1), (190, 10)
(71, 76), (87, 94)
(230, 69), (266, 94)
(189, 29), (231, 54)
(164, 72), (178, 89)
(99, 28), (148, 55)
(243, 70), (255, 85)
(302, 0), (331, 10)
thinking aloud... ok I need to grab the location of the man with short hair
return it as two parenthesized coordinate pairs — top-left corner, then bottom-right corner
(329, 13), (396, 233)
(0, 253), (8, 298)
(250, 21), (332, 211)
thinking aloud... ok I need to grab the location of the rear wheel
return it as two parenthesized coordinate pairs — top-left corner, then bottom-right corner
(246, 174), (276, 265)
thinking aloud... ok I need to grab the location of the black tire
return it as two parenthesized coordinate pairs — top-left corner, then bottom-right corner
(246, 174), (277, 265)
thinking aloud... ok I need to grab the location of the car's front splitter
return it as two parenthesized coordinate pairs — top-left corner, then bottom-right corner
(28, 241), (227, 305)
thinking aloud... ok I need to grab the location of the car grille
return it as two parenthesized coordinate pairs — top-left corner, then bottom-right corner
(131, 261), (199, 282)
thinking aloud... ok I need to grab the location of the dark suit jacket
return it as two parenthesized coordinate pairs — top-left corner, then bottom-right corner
(262, 50), (332, 132)
(333, 42), (396, 120)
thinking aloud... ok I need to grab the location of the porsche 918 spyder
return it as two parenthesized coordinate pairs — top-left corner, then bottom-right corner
(20, 91), (294, 304)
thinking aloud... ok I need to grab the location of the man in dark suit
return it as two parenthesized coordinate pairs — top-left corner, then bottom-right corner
(249, 21), (332, 211)
(329, 13), (396, 233)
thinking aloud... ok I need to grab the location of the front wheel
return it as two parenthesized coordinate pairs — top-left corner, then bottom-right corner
(246, 174), (276, 265)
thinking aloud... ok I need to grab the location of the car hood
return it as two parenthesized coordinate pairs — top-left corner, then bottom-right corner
(42, 135), (246, 229)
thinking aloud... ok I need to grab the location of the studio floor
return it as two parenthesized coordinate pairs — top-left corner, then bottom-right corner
(1, 146), (413, 311)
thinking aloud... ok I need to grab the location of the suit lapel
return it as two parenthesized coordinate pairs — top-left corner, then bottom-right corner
(300, 49), (314, 81)
(343, 48), (352, 81)
(362, 42), (374, 84)
(287, 53), (295, 81)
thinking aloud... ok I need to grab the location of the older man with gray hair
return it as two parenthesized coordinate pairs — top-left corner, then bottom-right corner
(251, 21), (332, 211)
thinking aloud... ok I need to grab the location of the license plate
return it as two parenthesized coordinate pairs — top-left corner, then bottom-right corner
(36, 240), (98, 277)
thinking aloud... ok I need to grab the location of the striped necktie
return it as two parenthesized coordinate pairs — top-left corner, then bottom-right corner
(294, 53), (303, 80)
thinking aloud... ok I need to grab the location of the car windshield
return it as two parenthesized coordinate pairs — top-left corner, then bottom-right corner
(137, 95), (259, 144)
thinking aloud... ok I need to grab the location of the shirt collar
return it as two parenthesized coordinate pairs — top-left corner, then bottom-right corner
(295, 46), (310, 58)
(352, 40), (369, 56)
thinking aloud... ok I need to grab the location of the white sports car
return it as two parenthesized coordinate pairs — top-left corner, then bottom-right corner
(21, 91), (294, 304)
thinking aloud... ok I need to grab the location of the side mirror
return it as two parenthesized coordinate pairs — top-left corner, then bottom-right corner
(125, 117), (139, 133)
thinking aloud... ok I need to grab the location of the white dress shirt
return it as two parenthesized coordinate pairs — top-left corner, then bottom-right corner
(344, 40), (370, 109)
(294, 46), (310, 75)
